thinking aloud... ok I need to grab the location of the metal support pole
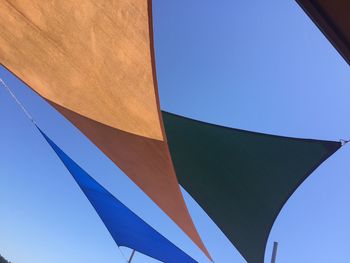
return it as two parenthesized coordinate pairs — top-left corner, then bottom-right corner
(128, 250), (136, 263)
(271, 242), (278, 263)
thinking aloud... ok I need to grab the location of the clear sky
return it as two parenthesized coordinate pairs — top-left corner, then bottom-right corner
(1, 1), (350, 263)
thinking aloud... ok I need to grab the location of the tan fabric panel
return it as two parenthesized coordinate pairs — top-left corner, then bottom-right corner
(0, 0), (163, 140)
(0, 0), (211, 258)
(48, 100), (211, 259)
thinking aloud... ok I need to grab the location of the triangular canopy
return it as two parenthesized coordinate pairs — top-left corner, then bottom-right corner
(296, 0), (350, 65)
(38, 127), (197, 263)
(0, 0), (209, 257)
(162, 111), (341, 263)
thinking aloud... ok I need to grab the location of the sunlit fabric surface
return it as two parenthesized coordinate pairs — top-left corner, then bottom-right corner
(37, 127), (197, 263)
(0, 1), (209, 256)
(162, 111), (341, 263)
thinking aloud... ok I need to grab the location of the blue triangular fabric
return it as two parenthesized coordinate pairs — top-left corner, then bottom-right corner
(37, 127), (197, 263)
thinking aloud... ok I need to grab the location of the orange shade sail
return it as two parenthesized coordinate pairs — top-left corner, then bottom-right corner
(0, 0), (210, 258)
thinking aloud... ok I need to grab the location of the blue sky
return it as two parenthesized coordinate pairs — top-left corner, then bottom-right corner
(1, 1), (350, 262)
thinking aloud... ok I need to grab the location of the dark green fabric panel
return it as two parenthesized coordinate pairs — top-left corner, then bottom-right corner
(162, 111), (340, 263)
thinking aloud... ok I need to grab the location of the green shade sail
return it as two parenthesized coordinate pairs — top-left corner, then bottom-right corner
(162, 111), (341, 263)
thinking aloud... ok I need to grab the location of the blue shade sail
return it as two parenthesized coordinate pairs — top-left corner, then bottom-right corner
(37, 127), (197, 263)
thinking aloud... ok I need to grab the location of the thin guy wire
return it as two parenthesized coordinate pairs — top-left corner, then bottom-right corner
(0, 78), (36, 125)
(340, 139), (349, 146)
(117, 247), (129, 263)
